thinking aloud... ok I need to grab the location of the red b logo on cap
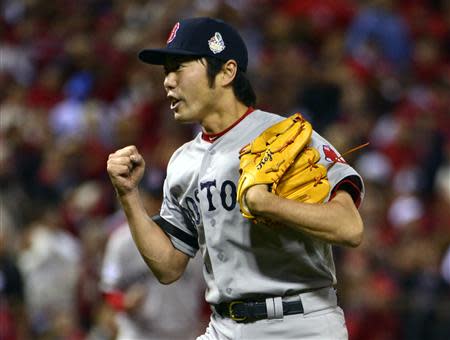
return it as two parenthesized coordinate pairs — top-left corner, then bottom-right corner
(167, 22), (180, 43)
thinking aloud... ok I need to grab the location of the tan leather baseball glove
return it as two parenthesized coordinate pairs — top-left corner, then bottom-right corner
(237, 113), (330, 221)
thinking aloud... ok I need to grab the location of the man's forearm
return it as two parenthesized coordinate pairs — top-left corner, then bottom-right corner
(246, 187), (363, 247)
(118, 189), (189, 283)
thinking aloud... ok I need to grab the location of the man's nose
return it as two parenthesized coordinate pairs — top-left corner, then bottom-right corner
(164, 72), (177, 91)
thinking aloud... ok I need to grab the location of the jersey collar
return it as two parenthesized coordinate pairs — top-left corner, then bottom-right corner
(201, 107), (255, 143)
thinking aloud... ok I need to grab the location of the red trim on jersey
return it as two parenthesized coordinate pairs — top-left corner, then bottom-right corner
(201, 107), (255, 143)
(103, 291), (125, 311)
(330, 178), (362, 208)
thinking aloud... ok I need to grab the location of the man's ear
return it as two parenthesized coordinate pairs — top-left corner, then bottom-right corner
(219, 60), (238, 87)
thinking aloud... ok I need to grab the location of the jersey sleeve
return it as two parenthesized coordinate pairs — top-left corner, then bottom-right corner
(153, 178), (199, 257)
(312, 132), (365, 207)
(330, 175), (363, 207)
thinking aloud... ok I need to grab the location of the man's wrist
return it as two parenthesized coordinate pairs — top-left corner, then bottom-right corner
(117, 188), (146, 215)
(116, 187), (140, 201)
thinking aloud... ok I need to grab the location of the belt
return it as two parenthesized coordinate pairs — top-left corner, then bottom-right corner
(214, 298), (304, 322)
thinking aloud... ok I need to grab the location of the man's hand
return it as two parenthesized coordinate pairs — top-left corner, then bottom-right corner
(245, 184), (271, 215)
(107, 145), (145, 197)
(237, 113), (312, 220)
(124, 283), (147, 313)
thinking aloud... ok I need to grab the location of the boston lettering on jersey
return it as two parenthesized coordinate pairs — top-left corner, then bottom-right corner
(154, 178), (238, 251)
(200, 179), (237, 212)
(163, 179), (238, 233)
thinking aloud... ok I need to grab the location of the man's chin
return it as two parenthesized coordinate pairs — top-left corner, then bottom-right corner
(173, 111), (193, 123)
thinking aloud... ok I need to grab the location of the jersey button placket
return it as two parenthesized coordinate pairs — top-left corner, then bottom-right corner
(217, 251), (226, 262)
(208, 150), (215, 172)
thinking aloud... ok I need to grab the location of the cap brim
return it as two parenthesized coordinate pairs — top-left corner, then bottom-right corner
(138, 48), (202, 65)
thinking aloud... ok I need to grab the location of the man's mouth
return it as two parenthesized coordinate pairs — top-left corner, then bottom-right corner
(168, 93), (182, 110)
(170, 98), (181, 110)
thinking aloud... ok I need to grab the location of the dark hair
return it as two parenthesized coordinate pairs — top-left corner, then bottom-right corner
(203, 57), (256, 107)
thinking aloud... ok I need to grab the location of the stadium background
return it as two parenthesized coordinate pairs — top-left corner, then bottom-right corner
(1, 0), (449, 339)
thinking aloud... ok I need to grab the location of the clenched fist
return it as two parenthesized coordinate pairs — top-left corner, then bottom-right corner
(107, 145), (145, 196)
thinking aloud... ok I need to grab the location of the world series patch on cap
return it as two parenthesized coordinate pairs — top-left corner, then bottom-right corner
(138, 17), (248, 72)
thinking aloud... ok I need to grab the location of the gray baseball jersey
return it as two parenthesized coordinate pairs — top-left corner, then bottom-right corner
(153, 109), (364, 305)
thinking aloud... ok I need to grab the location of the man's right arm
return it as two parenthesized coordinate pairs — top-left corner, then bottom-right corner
(107, 145), (189, 284)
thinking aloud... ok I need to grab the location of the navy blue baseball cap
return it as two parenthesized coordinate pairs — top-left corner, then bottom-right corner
(138, 17), (248, 72)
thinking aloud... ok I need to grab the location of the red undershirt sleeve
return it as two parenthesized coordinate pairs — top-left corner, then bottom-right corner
(330, 175), (363, 208)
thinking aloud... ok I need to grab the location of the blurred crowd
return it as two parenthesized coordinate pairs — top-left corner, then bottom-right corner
(1, 0), (449, 339)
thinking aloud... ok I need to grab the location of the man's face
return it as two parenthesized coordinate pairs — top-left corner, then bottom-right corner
(163, 56), (218, 123)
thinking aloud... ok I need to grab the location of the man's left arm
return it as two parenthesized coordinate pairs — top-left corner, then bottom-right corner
(245, 185), (364, 247)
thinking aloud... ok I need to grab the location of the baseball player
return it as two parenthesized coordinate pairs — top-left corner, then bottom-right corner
(107, 17), (364, 340)
(100, 218), (205, 340)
